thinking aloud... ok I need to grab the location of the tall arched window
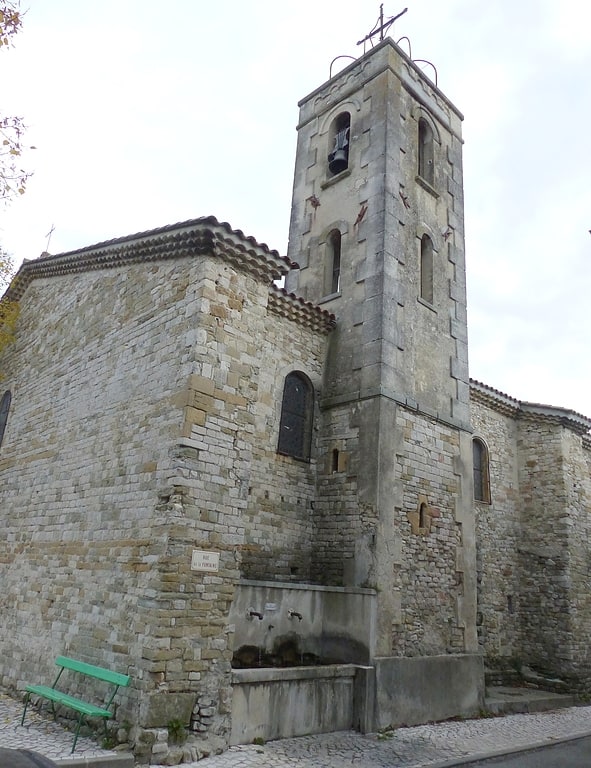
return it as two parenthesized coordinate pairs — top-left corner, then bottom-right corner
(473, 437), (491, 503)
(418, 502), (428, 529)
(418, 118), (434, 185)
(277, 372), (314, 461)
(328, 112), (351, 176)
(328, 229), (341, 295)
(420, 234), (434, 304)
(0, 390), (12, 449)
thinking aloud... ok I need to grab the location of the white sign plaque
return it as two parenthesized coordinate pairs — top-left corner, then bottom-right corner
(191, 550), (220, 572)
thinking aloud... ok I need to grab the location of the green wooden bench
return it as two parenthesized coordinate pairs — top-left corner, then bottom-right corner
(20, 656), (131, 753)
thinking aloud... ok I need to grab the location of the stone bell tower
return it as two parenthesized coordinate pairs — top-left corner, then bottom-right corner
(286, 37), (469, 422)
(286, 37), (481, 721)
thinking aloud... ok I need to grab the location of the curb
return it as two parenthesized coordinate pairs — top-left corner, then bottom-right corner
(54, 753), (134, 768)
(420, 729), (591, 767)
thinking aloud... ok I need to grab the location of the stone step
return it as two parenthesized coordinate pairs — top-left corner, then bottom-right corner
(485, 686), (577, 715)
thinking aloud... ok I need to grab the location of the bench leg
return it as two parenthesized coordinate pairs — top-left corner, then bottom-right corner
(72, 712), (85, 753)
(20, 692), (31, 726)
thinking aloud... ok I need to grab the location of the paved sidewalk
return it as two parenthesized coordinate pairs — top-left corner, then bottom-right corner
(157, 707), (591, 768)
(3, 685), (591, 768)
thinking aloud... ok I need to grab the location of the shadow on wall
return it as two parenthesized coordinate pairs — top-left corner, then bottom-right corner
(229, 580), (377, 668)
(232, 634), (372, 668)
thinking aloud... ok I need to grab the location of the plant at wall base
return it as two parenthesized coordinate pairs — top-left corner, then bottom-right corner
(377, 728), (395, 741)
(105, 719), (131, 749)
(167, 718), (188, 745)
(478, 708), (497, 719)
(101, 728), (118, 750)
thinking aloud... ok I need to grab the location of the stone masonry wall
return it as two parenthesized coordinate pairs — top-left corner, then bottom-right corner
(165, 262), (330, 590)
(517, 417), (572, 676)
(124, 259), (331, 756)
(516, 418), (591, 682)
(311, 402), (362, 586)
(392, 408), (466, 656)
(470, 399), (522, 662)
(0, 249), (331, 762)
(311, 396), (469, 651)
(0, 259), (192, 726)
(471, 395), (591, 685)
(561, 430), (591, 680)
(239, 308), (327, 583)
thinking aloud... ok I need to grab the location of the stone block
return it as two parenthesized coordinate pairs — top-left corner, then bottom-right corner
(139, 693), (197, 728)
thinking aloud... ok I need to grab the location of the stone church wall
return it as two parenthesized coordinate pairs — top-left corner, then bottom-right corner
(238, 306), (327, 583)
(562, 432), (591, 678)
(517, 418), (571, 674)
(311, 399), (471, 655)
(0, 257), (196, 716)
(470, 399), (522, 662)
(0, 246), (333, 757)
(311, 401), (362, 586)
(517, 418), (591, 682)
(392, 408), (466, 656)
(472, 393), (591, 686)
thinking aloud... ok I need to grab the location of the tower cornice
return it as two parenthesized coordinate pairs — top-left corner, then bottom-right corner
(298, 37), (463, 128)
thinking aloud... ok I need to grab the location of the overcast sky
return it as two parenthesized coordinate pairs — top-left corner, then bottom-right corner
(2, 1), (590, 418)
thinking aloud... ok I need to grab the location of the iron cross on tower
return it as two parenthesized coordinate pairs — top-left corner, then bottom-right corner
(357, 4), (408, 47)
(45, 223), (55, 252)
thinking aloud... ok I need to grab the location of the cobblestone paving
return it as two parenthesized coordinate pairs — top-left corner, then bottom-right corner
(3, 687), (591, 768)
(159, 708), (591, 768)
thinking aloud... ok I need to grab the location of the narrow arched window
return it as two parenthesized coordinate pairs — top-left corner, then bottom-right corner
(328, 112), (351, 176)
(420, 235), (434, 304)
(0, 390), (12, 449)
(331, 448), (340, 473)
(328, 229), (341, 295)
(419, 502), (428, 529)
(418, 118), (434, 185)
(473, 438), (491, 503)
(277, 372), (313, 461)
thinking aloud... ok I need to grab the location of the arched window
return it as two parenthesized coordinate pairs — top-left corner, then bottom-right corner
(418, 118), (434, 185)
(277, 372), (314, 461)
(0, 390), (12, 449)
(331, 448), (340, 473)
(420, 234), (434, 304)
(418, 502), (428, 529)
(328, 229), (341, 295)
(472, 437), (491, 503)
(328, 112), (351, 176)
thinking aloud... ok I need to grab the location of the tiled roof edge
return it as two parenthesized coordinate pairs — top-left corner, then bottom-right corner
(3, 216), (295, 301)
(470, 379), (591, 435)
(268, 286), (336, 334)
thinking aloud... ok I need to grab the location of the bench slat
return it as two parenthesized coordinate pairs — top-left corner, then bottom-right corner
(25, 685), (111, 718)
(54, 656), (130, 687)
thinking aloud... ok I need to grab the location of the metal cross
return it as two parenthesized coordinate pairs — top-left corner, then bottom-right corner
(45, 223), (55, 252)
(357, 5), (408, 47)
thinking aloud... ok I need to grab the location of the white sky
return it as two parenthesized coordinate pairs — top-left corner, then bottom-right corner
(2, 0), (590, 418)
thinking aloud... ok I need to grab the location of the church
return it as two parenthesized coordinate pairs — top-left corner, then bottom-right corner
(1, 34), (590, 765)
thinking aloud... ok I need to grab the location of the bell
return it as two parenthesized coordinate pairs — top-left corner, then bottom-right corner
(328, 148), (348, 175)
